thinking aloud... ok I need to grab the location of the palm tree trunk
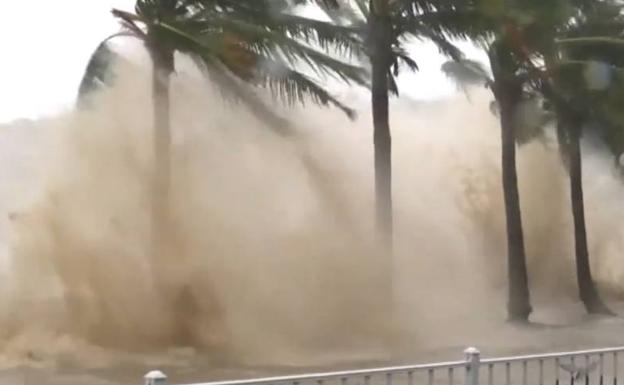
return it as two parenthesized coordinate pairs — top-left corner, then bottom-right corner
(368, 4), (395, 342)
(149, 42), (191, 345)
(566, 115), (613, 315)
(498, 81), (532, 322)
(370, 10), (393, 249)
(148, 44), (174, 262)
(541, 50), (611, 315)
(488, 40), (532, 322)
(489, 41), (532, 322)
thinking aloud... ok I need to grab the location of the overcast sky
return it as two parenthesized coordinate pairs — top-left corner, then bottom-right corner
(0, 1), (488, 124)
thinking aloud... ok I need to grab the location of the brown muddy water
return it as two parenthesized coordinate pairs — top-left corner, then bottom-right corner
(1, 59), (624, 384)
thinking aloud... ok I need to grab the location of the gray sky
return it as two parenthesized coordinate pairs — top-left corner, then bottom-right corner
(0, 1), (488, 124)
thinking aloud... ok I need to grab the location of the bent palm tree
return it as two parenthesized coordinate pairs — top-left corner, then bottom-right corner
(83, 0), (367, 262)
(78, 0), (367, 345)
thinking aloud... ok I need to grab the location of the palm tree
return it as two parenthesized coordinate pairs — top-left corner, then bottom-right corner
(441, 34), (533, 321)
(81, 0), (367, 264)
(542, 4), (624, 313)
(486, 0), (586, 321)
(538, 84), (614, 315)
(508, 0), (620, 314)
(308, 0), (487, 250)
(76, 0), (368, 344)
(288, 2), (490, 331)
(489, 39), (533, 321)
(368, 0), (393, 248)
(445, 0), (621, 317)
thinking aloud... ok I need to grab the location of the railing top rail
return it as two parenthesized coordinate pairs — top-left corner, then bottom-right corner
(481, 346), (624, 364)
(180, 360), (467, 385)
(173, 346), (624, 385)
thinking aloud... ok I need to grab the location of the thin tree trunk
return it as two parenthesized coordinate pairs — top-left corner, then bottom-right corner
(149, 44), (174, 263)
(370, 10), (393, 250)
(541, 50), (611, 315)
(369, 3), (395, 344)
(150, 43), (199, 345)
(499, 88), (532, 322)
(566, 116), (613, 315)
(489, 41), (532, 321)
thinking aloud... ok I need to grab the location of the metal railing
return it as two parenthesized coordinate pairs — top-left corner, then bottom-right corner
(144, 346), (624, 385)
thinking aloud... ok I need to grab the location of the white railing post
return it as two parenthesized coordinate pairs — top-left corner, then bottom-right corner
(145, 370), (167, 385)
(465, 347), (480, 385)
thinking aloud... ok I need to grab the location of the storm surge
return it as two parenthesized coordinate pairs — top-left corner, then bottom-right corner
(0, 59), (623, 373)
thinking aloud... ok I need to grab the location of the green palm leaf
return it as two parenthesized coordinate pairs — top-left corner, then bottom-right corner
(105, 1), (366, 117)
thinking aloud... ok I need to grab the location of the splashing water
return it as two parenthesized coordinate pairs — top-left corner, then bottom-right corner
(0, 58), (624, 384)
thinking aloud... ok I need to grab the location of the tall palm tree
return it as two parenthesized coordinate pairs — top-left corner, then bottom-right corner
(290, 2), (490, 330)
(489, 38), (533, 321)
(489, 0), (587, 321)
(510, 0), (620, 314)
(542, 2), (624, 313)
(307, 0), (487, 250)
(441, 29), (534, 321)
(445, 0), (621, 317)
(76, 1), (368, 344)
(82, 0), (367, 264)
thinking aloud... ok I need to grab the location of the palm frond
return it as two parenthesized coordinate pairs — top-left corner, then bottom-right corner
(388, 72), (400, 96)
(291, 0), (342, 9)
(351, 0), (369, 19)
(110, 2), (364, 117)
(111, 8), (148, 39)
(191, 56), (294, 137)
(557, 36), (624, 47)
(254, 59), (357, 118)
(417, 28), (464, 61)
(396, 51), (419, 72)
(77, 42), (118, 105)
(402, 8), (494, 43)
(77, 32), (137, 106)
(190, 3), (366, 58)
(177, 13), (368, 84)
(441, 59), (491, 86)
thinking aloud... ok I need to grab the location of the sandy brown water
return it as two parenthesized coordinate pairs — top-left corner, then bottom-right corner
(2, 58), (624, 384)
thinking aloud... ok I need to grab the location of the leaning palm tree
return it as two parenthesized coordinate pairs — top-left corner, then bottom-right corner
(82, 0), (367, 264)
(77, 0), (367, 346)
